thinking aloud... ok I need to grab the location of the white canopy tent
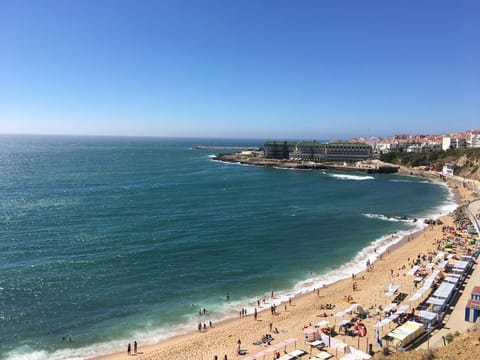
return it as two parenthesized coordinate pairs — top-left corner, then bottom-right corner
(431, 282), (455, 300)
(418, 310), (438, 324)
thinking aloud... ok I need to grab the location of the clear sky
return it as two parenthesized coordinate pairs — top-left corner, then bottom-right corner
(1, 0), (479, 140)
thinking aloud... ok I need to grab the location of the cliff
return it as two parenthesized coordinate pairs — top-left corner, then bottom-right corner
(380, 148), (480, 181)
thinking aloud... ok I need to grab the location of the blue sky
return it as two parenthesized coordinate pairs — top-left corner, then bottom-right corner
(1, 0), (479, 140)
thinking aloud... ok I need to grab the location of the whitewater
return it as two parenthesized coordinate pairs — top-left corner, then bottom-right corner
(0, 135), (454, 360)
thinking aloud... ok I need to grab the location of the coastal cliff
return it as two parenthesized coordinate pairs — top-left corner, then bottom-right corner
(380, 148), (480, 181)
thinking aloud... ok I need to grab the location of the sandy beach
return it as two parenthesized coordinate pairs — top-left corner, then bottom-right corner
(92, 175), (479, 360)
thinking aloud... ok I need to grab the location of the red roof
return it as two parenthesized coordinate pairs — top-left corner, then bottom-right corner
(466, 299), (480, 310)
(472, 286), (480, 295)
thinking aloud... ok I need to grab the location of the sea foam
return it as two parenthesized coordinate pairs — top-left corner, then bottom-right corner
(328, 174), (375, 181)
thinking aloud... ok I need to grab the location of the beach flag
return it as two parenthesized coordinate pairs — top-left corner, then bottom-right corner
(376, 328), (383, 347)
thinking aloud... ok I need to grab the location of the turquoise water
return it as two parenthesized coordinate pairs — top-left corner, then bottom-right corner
(0, 135), (453, 360)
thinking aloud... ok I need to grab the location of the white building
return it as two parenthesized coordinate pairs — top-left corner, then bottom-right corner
(442, 137), (468, 150)
(442, 163), (456, 176)
(469, 130), (480, 148)
(442, 137), (452, 151)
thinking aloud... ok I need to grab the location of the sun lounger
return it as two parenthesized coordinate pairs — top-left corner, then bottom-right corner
(277, 355), (296, 360)
(288, 349), (307, 357)
(309, 340), (326, 349)
(314, 351), (333, 359)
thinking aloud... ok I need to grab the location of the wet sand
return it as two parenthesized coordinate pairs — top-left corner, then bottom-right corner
(92, 176), (478, 360)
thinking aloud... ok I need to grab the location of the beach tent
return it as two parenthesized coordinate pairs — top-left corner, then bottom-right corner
(394, 305), (409, 315)
(335, 303), (360, 317)
(426, 296), (447, 313)
(384, 284), (400, 297)
(431, 282), (455, 301)
(375, 318), (393, 329)
(418, 310), (438, 326)
(383, 302), (398, 313)
(444, 276), (460, 287)
(340, 347), (372, 360)
(387, 321), (425, 348)
(452, 260), (470, 275)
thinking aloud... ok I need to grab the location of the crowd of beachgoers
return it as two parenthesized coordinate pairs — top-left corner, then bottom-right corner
(94, 177), (480, 360)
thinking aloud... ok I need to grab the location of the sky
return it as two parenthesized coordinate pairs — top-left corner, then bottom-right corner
(0, 0), (479, 140)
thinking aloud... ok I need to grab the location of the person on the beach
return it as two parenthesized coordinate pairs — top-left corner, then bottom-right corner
(134, 341), (137, 354)
(127, 343), (131, 356)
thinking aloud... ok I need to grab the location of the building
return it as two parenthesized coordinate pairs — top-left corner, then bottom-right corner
(465, 286), (480, 322)
(264, 141), (372, 162)
(263, 141), (297, 159)
(442, 137), (452, 151)
(469, 130), (480, 148)
(443, 136), (468, 150)
(442, 163), (456, 176)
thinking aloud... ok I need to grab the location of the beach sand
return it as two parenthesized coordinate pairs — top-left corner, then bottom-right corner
(92, 176), (478, 360)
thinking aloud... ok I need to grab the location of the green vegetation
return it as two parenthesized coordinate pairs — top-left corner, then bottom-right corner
(380, 148), (480, 179)
(444, 333), (454, 344)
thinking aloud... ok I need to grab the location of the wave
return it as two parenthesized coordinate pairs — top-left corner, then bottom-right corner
(5, 212), (438, 360)
(390, 179), (432, 184)
(328, 174), (375, 181)
(272, 167), (312, 171)
(362, 213), (417, 223)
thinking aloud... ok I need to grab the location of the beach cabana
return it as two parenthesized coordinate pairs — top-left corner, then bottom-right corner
(426, 296), (447, 313)
(418, 310), (438, 327)
(452, 260), (470, 274)
(394, 304), (409, 315)
(383, 302), (398, 313)
(443, 275), (461, 288)
(387, 321), (425, 348)
(431, 282), (455, 302)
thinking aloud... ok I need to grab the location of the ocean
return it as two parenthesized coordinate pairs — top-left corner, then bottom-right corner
(0, 135), (454, 360)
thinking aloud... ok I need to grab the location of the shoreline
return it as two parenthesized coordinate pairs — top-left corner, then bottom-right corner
(89, 172), (467, 360)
